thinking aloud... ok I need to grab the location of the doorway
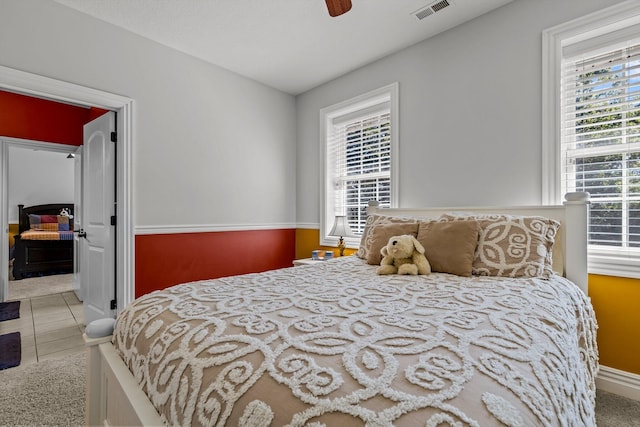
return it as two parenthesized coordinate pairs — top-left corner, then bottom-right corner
(0, 65), (134, 313)
(4, 141), (77, 301)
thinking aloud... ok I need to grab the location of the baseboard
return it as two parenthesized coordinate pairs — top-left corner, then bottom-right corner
(597, 365), (640, 401)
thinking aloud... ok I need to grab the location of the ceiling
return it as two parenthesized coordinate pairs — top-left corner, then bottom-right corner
(53, 0), (513, 95)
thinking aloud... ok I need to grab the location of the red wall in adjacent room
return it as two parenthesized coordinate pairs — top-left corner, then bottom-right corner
(135, 229), (296, 297)
(0, 90), (107, 145)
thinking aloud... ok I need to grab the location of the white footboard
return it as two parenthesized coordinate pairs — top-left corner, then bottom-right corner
(85, 335), (163, 426)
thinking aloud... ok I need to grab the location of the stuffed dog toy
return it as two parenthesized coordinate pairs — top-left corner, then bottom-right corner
(376, 234), (431, 275)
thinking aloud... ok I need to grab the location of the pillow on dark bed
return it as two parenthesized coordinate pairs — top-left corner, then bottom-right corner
(28, 214), (71, 231)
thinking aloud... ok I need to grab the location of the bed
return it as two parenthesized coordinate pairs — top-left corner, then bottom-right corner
(85, 192), (597, 426)
(11, 203), (74, 280)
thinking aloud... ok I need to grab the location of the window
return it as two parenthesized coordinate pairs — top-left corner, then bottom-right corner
(543, 2), (640, 278)
(562, 45), (640, 248)
(320, 83), (398, 247)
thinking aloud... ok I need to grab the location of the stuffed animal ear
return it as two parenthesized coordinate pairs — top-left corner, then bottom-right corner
(411, 236), (425, 254)
(380, 246), (389, 256)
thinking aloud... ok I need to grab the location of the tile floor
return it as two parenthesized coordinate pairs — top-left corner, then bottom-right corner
(0, 291), (85, 365)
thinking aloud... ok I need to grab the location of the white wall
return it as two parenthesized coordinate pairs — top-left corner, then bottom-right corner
(0, 0), (297, 228)
(295, 0), (626, 225)
(7, 147), (74, 223)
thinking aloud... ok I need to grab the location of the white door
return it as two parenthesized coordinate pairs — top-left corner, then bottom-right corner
(82, 112), (116, 324)
(72, 145), (83, 301)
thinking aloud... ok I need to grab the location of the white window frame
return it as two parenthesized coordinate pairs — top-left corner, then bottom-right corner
(542, 0), (640, 278)
(319, 83), (399, 248)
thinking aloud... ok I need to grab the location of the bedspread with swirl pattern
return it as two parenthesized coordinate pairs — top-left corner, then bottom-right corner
(113, 256), (598, 427)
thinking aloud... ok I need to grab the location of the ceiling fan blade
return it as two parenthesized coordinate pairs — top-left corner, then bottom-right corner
(325, 0), (352, 17)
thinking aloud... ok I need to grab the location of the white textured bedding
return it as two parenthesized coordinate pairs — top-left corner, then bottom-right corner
(113, 256), (598, 426)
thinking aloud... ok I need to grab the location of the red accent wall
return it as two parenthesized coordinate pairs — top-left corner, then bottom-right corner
(135, 229), (296, 297)
(88, 106), (110, 122)
(0, 90), (108, 145)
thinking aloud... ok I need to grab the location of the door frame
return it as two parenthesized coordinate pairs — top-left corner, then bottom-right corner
(0, 65), (134, 311)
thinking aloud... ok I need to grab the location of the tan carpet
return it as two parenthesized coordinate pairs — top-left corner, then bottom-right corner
(597, 390), (640, 427)
(8, 272), (73, 301)
(0, 351), (85, 427)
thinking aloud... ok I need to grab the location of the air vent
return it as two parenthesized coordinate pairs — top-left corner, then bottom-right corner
(413, 0), (451, 20)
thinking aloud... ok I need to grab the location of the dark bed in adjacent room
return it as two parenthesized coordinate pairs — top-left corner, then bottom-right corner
(11, 203), (74, 280)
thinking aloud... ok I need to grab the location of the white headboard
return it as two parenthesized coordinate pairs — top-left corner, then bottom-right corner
(367, 192), (590, 294)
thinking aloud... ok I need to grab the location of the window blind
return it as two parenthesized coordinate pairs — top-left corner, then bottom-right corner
(561, 43), (640, 249)
(327, 109), (391, 235)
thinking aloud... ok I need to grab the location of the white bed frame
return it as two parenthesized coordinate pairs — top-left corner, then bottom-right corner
(84, 192), (590, 426)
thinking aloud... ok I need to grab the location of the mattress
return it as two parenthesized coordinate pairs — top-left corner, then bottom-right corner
(19, 229), (74, 241)
(113, 256), (598, 426)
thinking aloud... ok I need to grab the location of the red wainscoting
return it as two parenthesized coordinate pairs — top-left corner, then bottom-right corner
(0, 89), (108, 145)
(135, 228), (296, 297)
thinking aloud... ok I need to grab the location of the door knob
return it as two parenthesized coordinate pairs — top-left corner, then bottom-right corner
(76, 229), (87, 238)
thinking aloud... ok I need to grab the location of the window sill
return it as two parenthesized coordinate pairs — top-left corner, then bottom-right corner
(320, 235), (360, 249)
(589, 249), (640, 279)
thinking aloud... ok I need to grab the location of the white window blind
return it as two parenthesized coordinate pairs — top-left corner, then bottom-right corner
(328, 108), (391, 235)
(561, 44), (640, 251)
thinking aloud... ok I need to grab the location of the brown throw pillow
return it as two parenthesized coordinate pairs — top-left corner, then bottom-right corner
(417, 220), (479, 277)
(357, 214), (420, 260)
(366, 223), (420, 265)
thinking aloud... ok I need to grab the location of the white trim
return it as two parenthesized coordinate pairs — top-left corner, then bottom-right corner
(319, 82), (399, 248)
(389, 83), (399, 206)
(588, 247), (640, 279)
(0, 65), (130, 109)
(296, 223), (319, 229)
(597, 365), (640, 402)
(541, 27), (561, 205)
(1, 144), (7, 295)
(0, 65), (134, 311)
(0, 138), (78, 295)
(0, 137), (78, 153)
(135, 223), (297, 235)
(85, 337), (164, 426)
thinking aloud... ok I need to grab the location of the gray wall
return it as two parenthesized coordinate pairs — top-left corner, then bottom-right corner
(1, 0), (297, 229)
(7, 147), (74, 223)
(1, 0), (627, 230)
(295, 0), (625, 225)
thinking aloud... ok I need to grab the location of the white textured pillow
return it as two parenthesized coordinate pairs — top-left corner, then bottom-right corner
(440, 213), (560, 279)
